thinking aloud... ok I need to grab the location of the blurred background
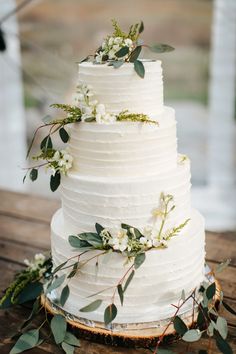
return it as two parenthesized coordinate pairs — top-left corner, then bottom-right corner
(0, 0), (235, 231)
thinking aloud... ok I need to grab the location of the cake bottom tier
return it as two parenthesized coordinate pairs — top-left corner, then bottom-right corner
(50, 208), (205, 325)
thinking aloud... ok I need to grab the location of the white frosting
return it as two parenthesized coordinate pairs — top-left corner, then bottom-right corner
(69, 107), (177, 177)
(61, 160), (191, 234)
(51, 208), (205, 323)
(78, 60), (164, 118)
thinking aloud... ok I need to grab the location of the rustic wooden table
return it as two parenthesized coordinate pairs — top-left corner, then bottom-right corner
(0, 189), (235, 354)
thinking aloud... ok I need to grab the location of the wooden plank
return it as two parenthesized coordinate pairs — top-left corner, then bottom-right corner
(0, 189), (59, 223)
(0, 214), (50, 249)
(206, 232), (236, 266)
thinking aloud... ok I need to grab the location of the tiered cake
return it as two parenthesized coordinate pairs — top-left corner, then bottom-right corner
(50, 60), (205, 328)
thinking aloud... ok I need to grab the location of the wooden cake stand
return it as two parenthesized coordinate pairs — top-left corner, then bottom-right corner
(42, 274), (221, 348)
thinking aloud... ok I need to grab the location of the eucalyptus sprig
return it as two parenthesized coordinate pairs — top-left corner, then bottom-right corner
(91, 19), (175, 78)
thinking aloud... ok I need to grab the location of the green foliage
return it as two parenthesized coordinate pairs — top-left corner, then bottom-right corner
(59, 127), (70, 143)
(134, 253), (146, 269)
(216, 317), (228, 340)
(173, 316), (188, 336)
(123, 270), (135, 292)
(51, 314), (67, 344)
(129, 45), (142, 63)
(104, 303), (117, 326)
(117, 110), (158, 124)
(117, 284), (124, 306)
(134, 59), (145, 78)
(215, 334), (233, 354)
(10, 329), (40, 354)
(60, 285), (70, 306)
(115, 46), (130, 58)
(182, 329), (202, 342)
(149, 43), (175, 53)
(30, 168), (38, 182)
(206, 282), (216, 300)
(46, 274), (66, 294)
(50, 171), (61, 192)
(61, 342), (74, 354)
(80, 299), (103, 312)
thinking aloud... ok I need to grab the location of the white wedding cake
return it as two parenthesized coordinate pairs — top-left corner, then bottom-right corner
(50, 59), (206, 328)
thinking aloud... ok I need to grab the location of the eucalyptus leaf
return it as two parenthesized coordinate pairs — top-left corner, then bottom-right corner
(207, 322), (214, 337)
(173, 316), (188, 335)
(129, 46), (142, 62)
(134, 60), (145, 78)
(182, 329), (202, 342)
(216, 317), (228, 339)
(50, 171), (61, 192)
(10, 329), (39, 354)
(30, 169), (38, 182)
(67, 262), (78, 278)
(60, 285), (70, 306)
(149, 43), (175, 53)
(215, 335), (233, 354)
(112, 60), (124, 68)
(59, 127), (69, 143)
(46, 274), (66, 294)
(40, 135), (52, 151)
(123, 270), (135, 292)
(206, 282), (216, 300)
(68, 235), (90, 249)
(62, 342), (74, 354)
(115, 46), (129, 58)
(95, 223), (105, 235)
(78, 232), (103, 247)
(117, 284), (124, 306)
(222, 300), (236, 316)
(64, 332), (80, 347)
(17, 281), (43, 304)
(20, 298), (40, 330)
(53, 260), (68, 274)
(80, 299), (102, 312)
(134, 253), (146, 269)
(51, 314), (67, 344)
(104, 303), (117, 326)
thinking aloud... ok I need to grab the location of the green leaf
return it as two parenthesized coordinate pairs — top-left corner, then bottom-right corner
(134, 253), (146, 269)
(40, 135), (52, 151)
(134, 59), (145, 78)
(62, 342), (74, 354)
(95, 223), (105, 235)
(115, 46), (129, 58)
(121, 224), (143, 238)
(173, 316), (188, 335)
(216, 335), (233, 354)
(60, 285), (70, 306)
(112, 60), (124, 68)
(67, 262), (78, 278)
(216, 317), (228, 339)
(197, 306), (208, 328)
(139, 21), (144, 34)
(59, 127), (69, 143)
(53, 261), (68, 274)
(80, 299), (102, 312)
(46, 274), (66, 294)
(123, 270), (135, 292)
(10, 329), (39, 354)
(222, 300), (236, 316)
(50, 171), (61, 192)
(216, 259), (231, 273)
(149, 43), (175, 53)
(17, 281), (43, 304)
(68, 235), (90, 249)
(78, 232), (103, 247)
(51, 314), (67, 344)
(104, 303), (117, 326)
(117, 284), (124, 306)
(182, 329), (202, 342)
(64, 332), (80, 347)
(30, 169), (38, 182)
(129, 46), (142, 62)
(206, 282), (216, 300)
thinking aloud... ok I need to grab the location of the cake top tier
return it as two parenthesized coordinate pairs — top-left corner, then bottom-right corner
(78, 60), (164, 118)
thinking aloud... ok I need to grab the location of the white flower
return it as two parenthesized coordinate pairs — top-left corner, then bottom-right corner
(96, 103), (106, 115)
(101, 41), (106, 49)
(124, 38), (133, 47)
(108, 37), (114, 46)
(114, 37), (122, 44)
(53, 150), (60, 162)
(108, 49), (116, 59)
(109, 229), (128, 252)
(34, 253), (46, 264)
(113, 44), (121, 52)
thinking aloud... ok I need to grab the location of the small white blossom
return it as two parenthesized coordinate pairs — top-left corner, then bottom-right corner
(24, 253), (47, 277)
(108, 37), (114, 46)
(124, 38), (133, 47)
(114, 37), (122, 44)
(109, 229), (129, 252)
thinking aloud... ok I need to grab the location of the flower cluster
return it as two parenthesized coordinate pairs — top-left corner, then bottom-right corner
(95, 36), (133, 63)
(49, 148), (73, 176)
(24, 253), (47, 277)
(75, 84), (116, 124)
